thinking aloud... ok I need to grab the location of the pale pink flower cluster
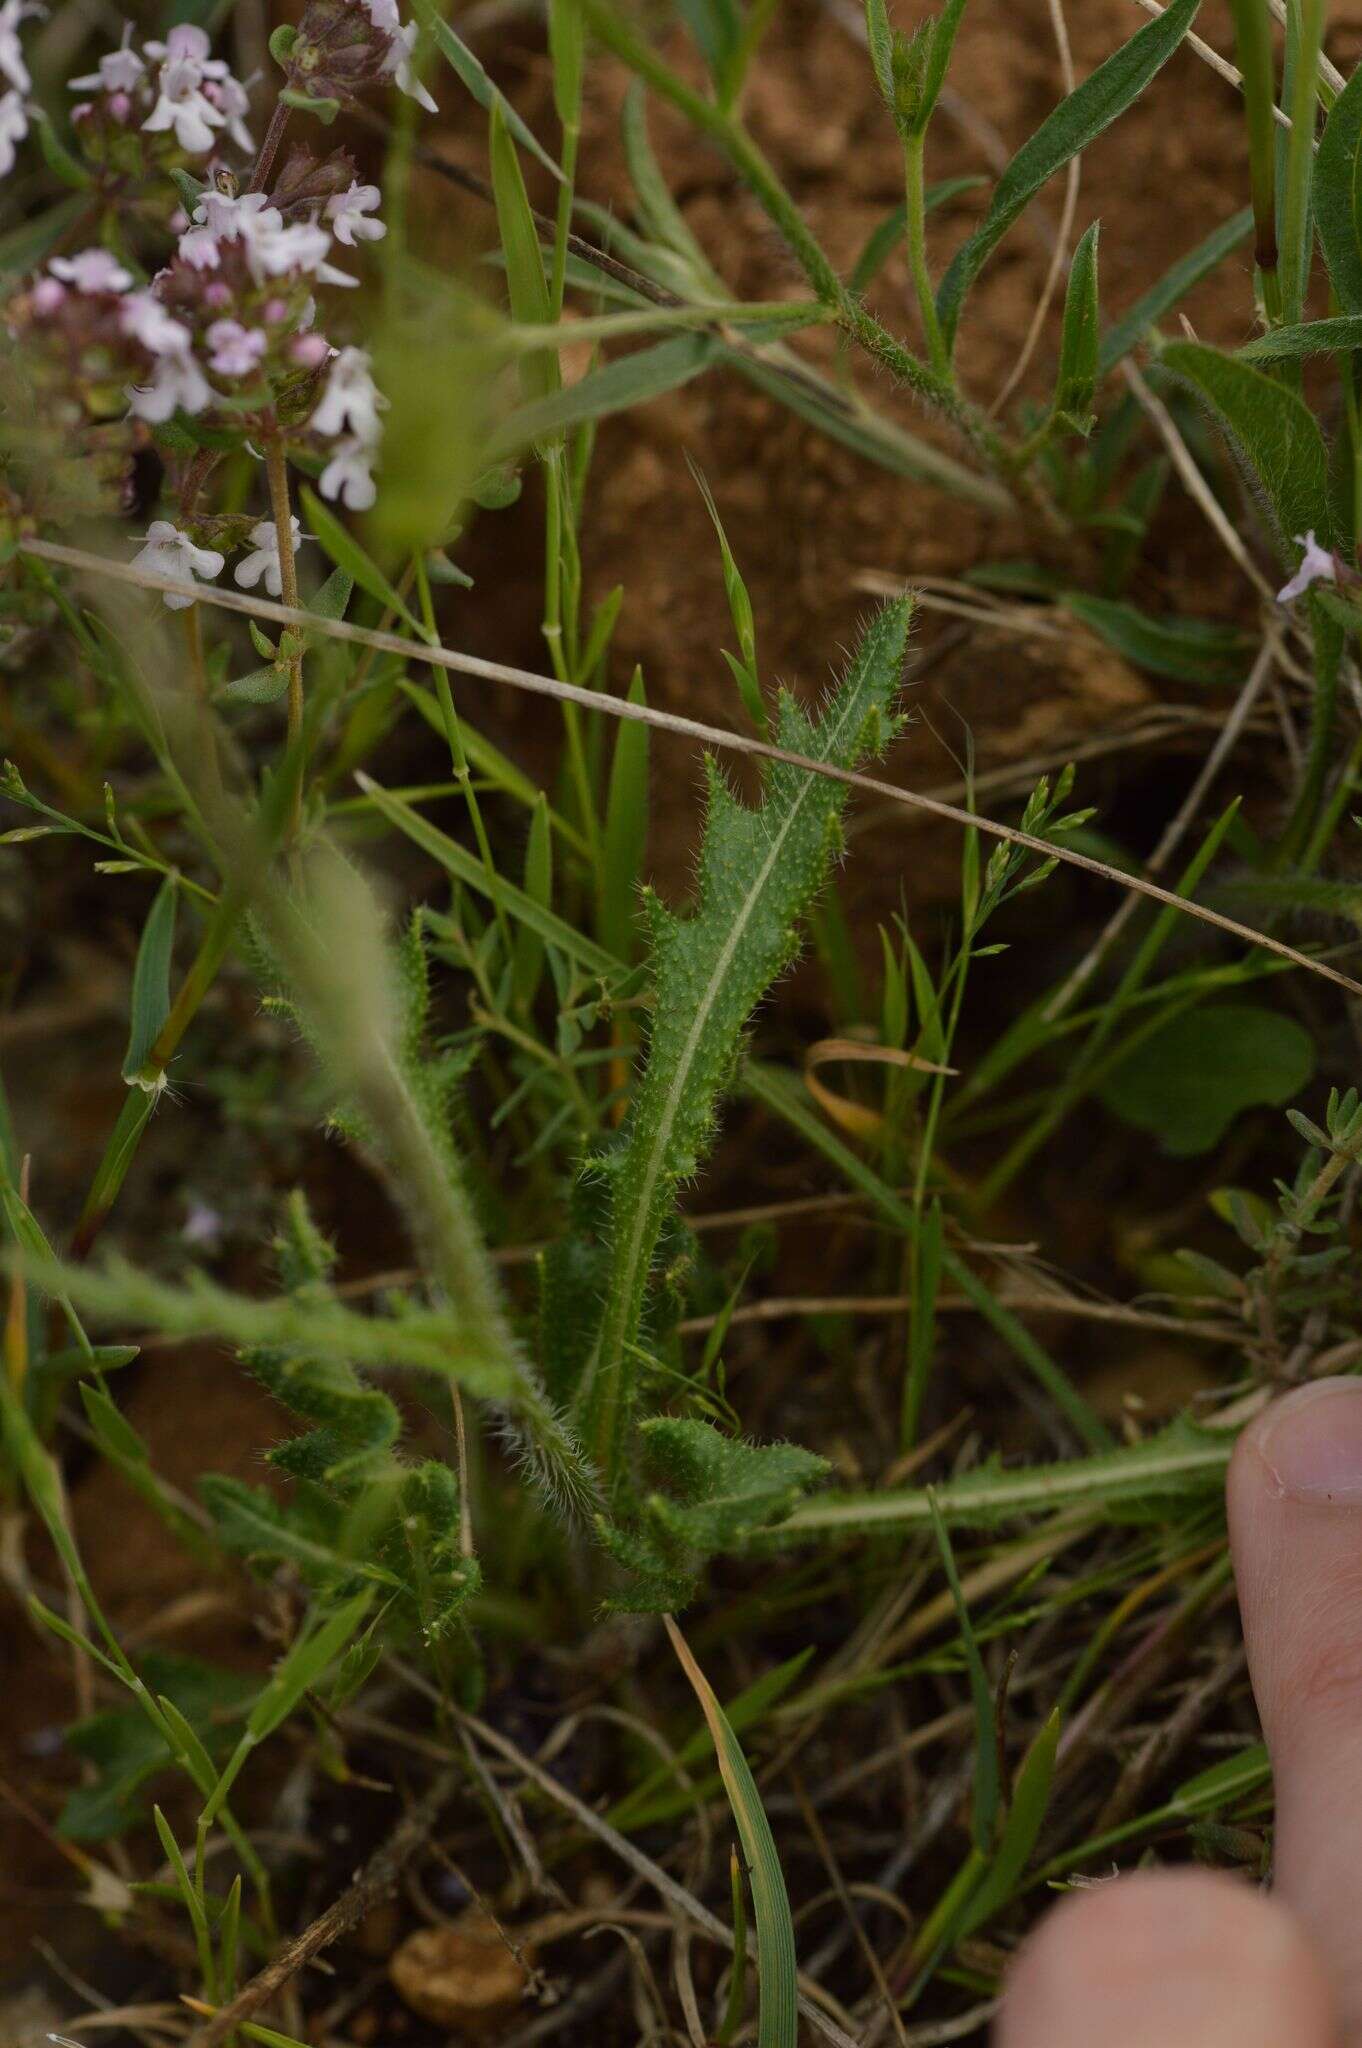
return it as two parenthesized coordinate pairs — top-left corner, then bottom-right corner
(65, 22), (253, 156)
(313, 346), (387, 510)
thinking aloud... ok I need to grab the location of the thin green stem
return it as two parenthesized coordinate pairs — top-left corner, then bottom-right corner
(579, 0), (1011, 478)
(1279, 0), (1328, 326)
(1225, 0), (1282, 316)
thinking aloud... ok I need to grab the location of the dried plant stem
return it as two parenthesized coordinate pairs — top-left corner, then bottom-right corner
(25, 536), (1362, 1001)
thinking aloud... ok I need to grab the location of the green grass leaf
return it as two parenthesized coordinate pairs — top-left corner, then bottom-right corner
(488, 334), (721, 461)
(298, 487), (428, 641)
(937, 0), (1200, 350)
(121, 872), (177, 1087)
(489, 98), (559, 406)
(1097, 207), (1252, 378)
(956, 1710), (1061, 1937)
(1317, 64), (1362, 314)
(665, 1616), (799, 2048)
(929, 1496), (998, 1849)
(356, 772), (619, 980)
(416, 1), (562, 181)
(1053, 219), (1101, 429)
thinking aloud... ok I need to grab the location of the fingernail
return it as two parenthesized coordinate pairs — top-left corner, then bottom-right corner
(1255, 1378), (1362, 1504)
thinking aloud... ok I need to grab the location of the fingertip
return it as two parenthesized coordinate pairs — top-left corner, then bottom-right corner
(996, 1871), (1332, 2048)
(1227, 1377), (1362, 2031)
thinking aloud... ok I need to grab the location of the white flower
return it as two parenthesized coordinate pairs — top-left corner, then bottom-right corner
(128, 349), (214, 421)
(143, 37), (225, 154)
(247, 217), (356, 289)
(326, 181), (384, 247)
(204, 70), (253, 154)
(177, 225), (221, 270)
(192, 188), (275, 237)
(311, 345), (385, 443)
(69, 26), (144, 96)
(0, 86), (26, 175)
(120, 289), (190, 355)
(130, 519), (224, 609)
(361, 0), (437, 111)
(319, 436), (378, 510)
(205, 318), (266, 377)
(1277, 531), (1337, 605)
(0, 0), (41, 99)
(385, 18), (437, 113)
(50, 248), (132, 293)
(233, 516), (304, 597)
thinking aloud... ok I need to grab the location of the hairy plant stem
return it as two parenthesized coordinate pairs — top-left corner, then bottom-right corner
(265, 864), (602, 1519)
(902, 131), (948, 377)
(263, 428), (305, 839)
(246, 98), (292, 193)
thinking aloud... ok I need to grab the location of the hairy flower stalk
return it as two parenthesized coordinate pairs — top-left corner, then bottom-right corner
(264, 854), (602, 1522)
(263, 430), (305, 832)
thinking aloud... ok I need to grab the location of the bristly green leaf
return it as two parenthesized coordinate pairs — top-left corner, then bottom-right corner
(864, 0), (894, 101)
(121, 873), (178, 1089)
(1316, 63), (1362, 314)
(1239, 315), (1362, 364)
(936, 0), (1200, 350)
(641, 1417), (827, 1553)
(576, 598), (913, 1485)
(1159, 339), (1330, 549)
(766, 1414), (1231, 1541)
(665, 1617), (800, 2048)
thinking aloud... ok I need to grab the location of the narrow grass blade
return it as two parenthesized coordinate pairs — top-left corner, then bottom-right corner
(936, 0), (1200, 349)
(299, 488), (428, 641)
(121, 872), (178, 1087)
(664, 1616), (798, 2048)
(1097, 206), (1252, 376)
(1316, 64), (1362, 312)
